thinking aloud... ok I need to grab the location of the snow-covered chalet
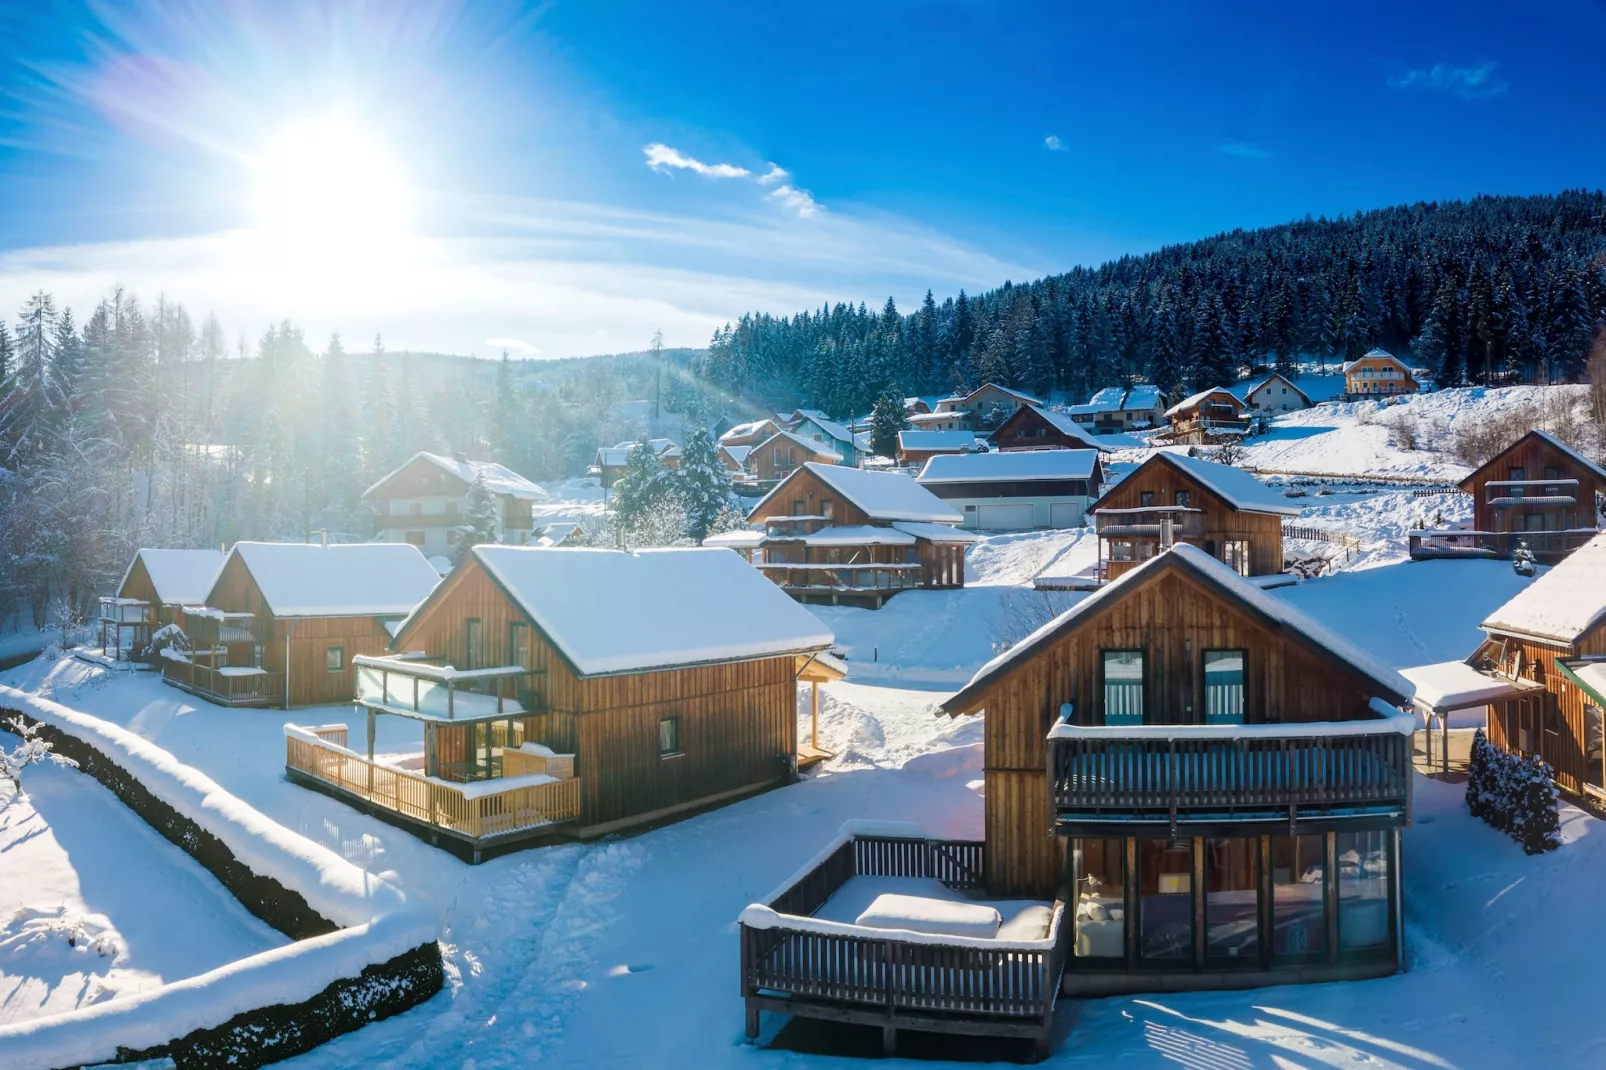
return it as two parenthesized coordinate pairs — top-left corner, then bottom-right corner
(99, 547), (225, 660)
(364, 451), (552, 559)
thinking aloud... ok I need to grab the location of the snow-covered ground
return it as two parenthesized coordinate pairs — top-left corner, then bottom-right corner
(0, 736), (286, 1026)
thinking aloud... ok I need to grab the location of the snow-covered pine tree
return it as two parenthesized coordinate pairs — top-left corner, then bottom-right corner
(610, 439), (667, 535)
(1512, 542), (1537, 576)
(456, 472), (500, 551)
(672, 427), (734, 543)
(1510, 754), (1561, 855)
(869, 391), (909, 459)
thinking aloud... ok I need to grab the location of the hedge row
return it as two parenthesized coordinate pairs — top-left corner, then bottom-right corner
(1466, 728), (1562, 855)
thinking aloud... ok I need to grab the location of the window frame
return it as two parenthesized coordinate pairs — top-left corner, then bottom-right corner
(465, 618), (485, 671)
(1101, 649), (1145, 725)
(325, 646), (345, 673)
(658, 716), (682, 759)
(1202, 648), (1247, 725)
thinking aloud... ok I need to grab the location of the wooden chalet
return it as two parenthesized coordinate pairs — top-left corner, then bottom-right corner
(1233, 372), (1312, 414)
(745, 462), (975, 607)
(364, 451), (550, 558)
(720, 418), (784, 449)
(1160, 388), (1251, 444)
(1404, 532), (1606, 797)
(1410, 430), (1605, 562)
(895, 429), (977, 467)
(718, 442), (752, 477)
(284, 546), (834, 859)
(1091, 452), (1299, 581)
(1343, 350), (1419, 400)
(904, 396), (933, 415)
(593, 439), (682, 488)
(946, 543), (1412, 993)
(162, 541), (440, 708)
(100, 548), (225, 661)
(745, 429), (842, 485)
(989, 404), (1107, 452)
(934, 383), (1045, 432)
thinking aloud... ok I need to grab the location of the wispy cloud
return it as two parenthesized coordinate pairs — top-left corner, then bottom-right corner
(1044, 135), (1066, 152)
(1389, 62), (1508, 100)
(642, 142), (751, 179)
(644, 143), (820, 217)
(486, 336), (541, 356)
(1217, 140), (1273, 160)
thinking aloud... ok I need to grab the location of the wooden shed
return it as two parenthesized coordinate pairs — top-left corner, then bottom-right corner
(162, 541), (441, 708)
(377, 545), (835, 838)
(942, 543), (1412, 993)
(1091, 452), (1299, 581)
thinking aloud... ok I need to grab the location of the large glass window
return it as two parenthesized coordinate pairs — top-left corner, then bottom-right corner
(1221, 539), (1251, 576)
(1139, 840), (1192, 960)
(1073, 840), (1125, 959)
(1204, 651), (1246, 724)
(509, 621), (530, 669)
(1336, 831), (1390, 950)
(466, 618), (484, 670)
(1205, 838), (1258, 962)
(1103, 650), (1144, 725)
(1271, 835), (1326, 958)
(1110, 540), (1133, 562)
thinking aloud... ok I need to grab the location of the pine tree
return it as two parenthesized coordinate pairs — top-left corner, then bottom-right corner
(672, 427), (733, 542)
(457, 472), (500, 550)
(869, 391), (910, 458)
(610, 439), (668, 534)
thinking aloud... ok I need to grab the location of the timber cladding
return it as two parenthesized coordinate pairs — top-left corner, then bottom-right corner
(950, 559), (1397, 897)
(1095, 454), (1284, 579)
(748, 466), (871, 526)
(392, 557), (800, 834)
(1459, 430), (1605, 535)
(1483, 624), (1606, 795)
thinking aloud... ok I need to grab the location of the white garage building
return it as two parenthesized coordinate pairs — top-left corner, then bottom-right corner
(916, 449), (1106, 530)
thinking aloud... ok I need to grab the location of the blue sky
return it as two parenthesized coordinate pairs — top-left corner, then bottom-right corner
(0, 0), (1601, 358)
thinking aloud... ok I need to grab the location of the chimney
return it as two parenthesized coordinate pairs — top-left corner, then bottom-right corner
(1159, 516), (1175, 550)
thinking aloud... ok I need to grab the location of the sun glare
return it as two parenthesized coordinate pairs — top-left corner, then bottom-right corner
(251, 116), (412, 253)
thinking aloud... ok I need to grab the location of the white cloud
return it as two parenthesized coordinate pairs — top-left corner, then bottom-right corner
(642, 142), (751, 178)
(1389, 62), (1508, 100)
(1217, 139), (1273, 160)
(1044, 135), (1065, 152)
(768, 183), (820, 218)
(486, 336), (541, 356)
(757, 163), (790, 186)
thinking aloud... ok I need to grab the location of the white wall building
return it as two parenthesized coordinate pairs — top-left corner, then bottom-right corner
(917, 449), (1106, 530)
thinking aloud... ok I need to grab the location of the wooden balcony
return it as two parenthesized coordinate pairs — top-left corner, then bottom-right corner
(740, 829), (1065, 1057)
(1093, 506), (1205, 538)
(1408, 527), (1597, 563)
(162, 660), (285, 707)
(1483, 478), (1579, 506)
(761, 515), (832, 538)
(1047, 711), (1414, 834)
(182, 609), (265, 647)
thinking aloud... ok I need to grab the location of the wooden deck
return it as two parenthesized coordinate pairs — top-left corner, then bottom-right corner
(162, 660), (284, 707)
(797, 740), (835, 769)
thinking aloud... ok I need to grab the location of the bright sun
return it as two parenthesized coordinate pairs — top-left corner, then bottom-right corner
(251, 116), (412, 250)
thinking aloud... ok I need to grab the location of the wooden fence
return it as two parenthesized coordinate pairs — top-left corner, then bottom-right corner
(1281, 524), (1366, 552)
(162, 660), (284, 706)
(285, 734), (581, 845)
(742, 834), (1062, 1056)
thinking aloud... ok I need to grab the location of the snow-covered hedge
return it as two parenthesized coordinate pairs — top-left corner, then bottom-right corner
(0, 686), (443, 1070)
(1466, 728), (1562, 855)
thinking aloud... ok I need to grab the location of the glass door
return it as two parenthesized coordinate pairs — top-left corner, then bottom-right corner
(1138, 839), (1192, 962)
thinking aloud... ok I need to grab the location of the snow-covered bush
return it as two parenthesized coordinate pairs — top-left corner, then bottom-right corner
(1512, 543), (1537, 577)
(1, 715), (78, 795)
(1465, 728), (1561, 854)
(146, 622), (190, 665)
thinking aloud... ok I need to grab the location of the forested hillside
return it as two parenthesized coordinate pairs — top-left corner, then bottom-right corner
(697, 191), (1606, 415)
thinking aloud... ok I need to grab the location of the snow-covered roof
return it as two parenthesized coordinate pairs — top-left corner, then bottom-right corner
(1124, 453), (1302, 517)
(944, 543), (1412, 713)
(596, 439), (680, 468)
(702, 527), (766, 548)
(891, 521), (979, 544)
(752, 428), (843, 463)
(1123, 385), (1164, 410)
(467, 546), (834, 676)
(752, 462), (963, 524)
(795, 412), (856, 446)
(720, 419), (780, 443)
(1343, 349), (1410, 374)
(909, 411), (963, 425)
(1466, 430), (1606, 486)
(535, 522), (582, 548)
(227, 541), (441, 618)
(1164, 387), (1243, 419)
(1228, 373), (1312, 406)
(1399, 660), (1544, 712)
(719, 444), (752, 465)
(364, 451), (550, 502)
(1077, 386), (1162, 415)
(1086, 387), (1126, 410)
(918, 449), (1101, 483)
(802, 525), (918, 547)
(958, 383), (1043, 407)
(1564, 659), (1606, 706)
(1012, 406), (1107, 450)
(897, 430), (977, 452)
(120, 548), (225, 606)
(1481, 532), (1606, 645)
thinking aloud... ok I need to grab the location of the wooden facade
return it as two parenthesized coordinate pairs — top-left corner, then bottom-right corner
(1161, 389), (1250, 443)
(364, 453), (539, 556)
(1479, 626), (1606, 797)
(746, 431), (840, 484)
(1343, 351), (1419, 398)
(1092, 454), (1284, 580)
(989, 405), (1102, 452)
(934, 384), (1044, 431)
(1458, 430), (1604, 544)
(391, 559), (809, 836)
(118, 557), (180, 627)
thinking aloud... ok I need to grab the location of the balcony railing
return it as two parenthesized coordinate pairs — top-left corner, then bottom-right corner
(1484, 478), (1579, 506)
(354, 656), (530, 720)
(757, 562), (924, 592)
(1408, 527), (1598, 562)
(1047, 710), (1414, 827)
(162, 660), (285, 706)
(182, 609), (265, 647)
(762, 515), (832, 538)
(1094, 506), (1206, 538)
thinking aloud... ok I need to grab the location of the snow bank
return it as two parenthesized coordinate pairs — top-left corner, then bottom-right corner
(855, 893), (1001, 939)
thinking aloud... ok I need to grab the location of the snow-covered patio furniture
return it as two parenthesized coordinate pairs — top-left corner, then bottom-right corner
(739, 822), (1067, 1059)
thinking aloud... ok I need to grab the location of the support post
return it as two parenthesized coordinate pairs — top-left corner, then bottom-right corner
(811, 681), (820, 751)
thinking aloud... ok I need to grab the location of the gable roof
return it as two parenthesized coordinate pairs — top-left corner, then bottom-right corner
(943, 383), (1044, 409)
(752, 428), (842, 462)
(720, 418), (782, 444)
(223, 542), (441, 618)
(1229, 373), (1312, 407)
(120, 548), (226, 606)
(897, 430), (977, 452)
(794, 412), (857, 447)
(1480, 531), (1606, 645)
(1342, 349), (1413, 374)
(1123, 385), (1164, 410)
(918, 449), (1101, 483)
(1074, 386), (1164, 415)
(942, 543), (1411, 714)
(1165, 387), (1246, 419)
(750, 462), (962, 524)
(1457, 429), (1606, 490)
(364, 452), (550, 502)
(462, 546), (833, 676)
(719, 443), (752, 465)
(1000, 405), (1108, 450)
(1093, 452), (1301, 517)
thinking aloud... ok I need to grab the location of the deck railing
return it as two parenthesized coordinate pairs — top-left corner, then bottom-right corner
(1048, 715), (1413, 822)
(162, 660), (285, 706)
(757, 562), (924, 592)
(741, 831), (1063, 1051)
(1094, 507), (1206, 538)
(285, 730), (581, 843)
(1407, 528), (1597, 562)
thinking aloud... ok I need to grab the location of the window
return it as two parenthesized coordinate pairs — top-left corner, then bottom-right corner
(1336, 831), (1389, 950)
(1508, 466), (1526, 482)
(658, 716), (681, 757)
(325, 646), (344, 672)
(404, 531), (426, 547)
(1139, 839), (1192, 960)
(1139, 490), (1155, 507)
(1073, 840), (1125, 959)
(1173, 490), (1190, 508)
(792, 499), (806, 516)
(1206, 838), (1258, 961)
(1271, 835), (1326, 958)
(509, 621), (530, 669)
(1110, 540), (1133, 562)
(821, 498), (835, 520)
(1203, 650), (1245, 724)
(1102, 650), (1144, 724)
(466, 618), (484, 670)
(1221, 539), (1251, 576)
(250, 643), (264, 669)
